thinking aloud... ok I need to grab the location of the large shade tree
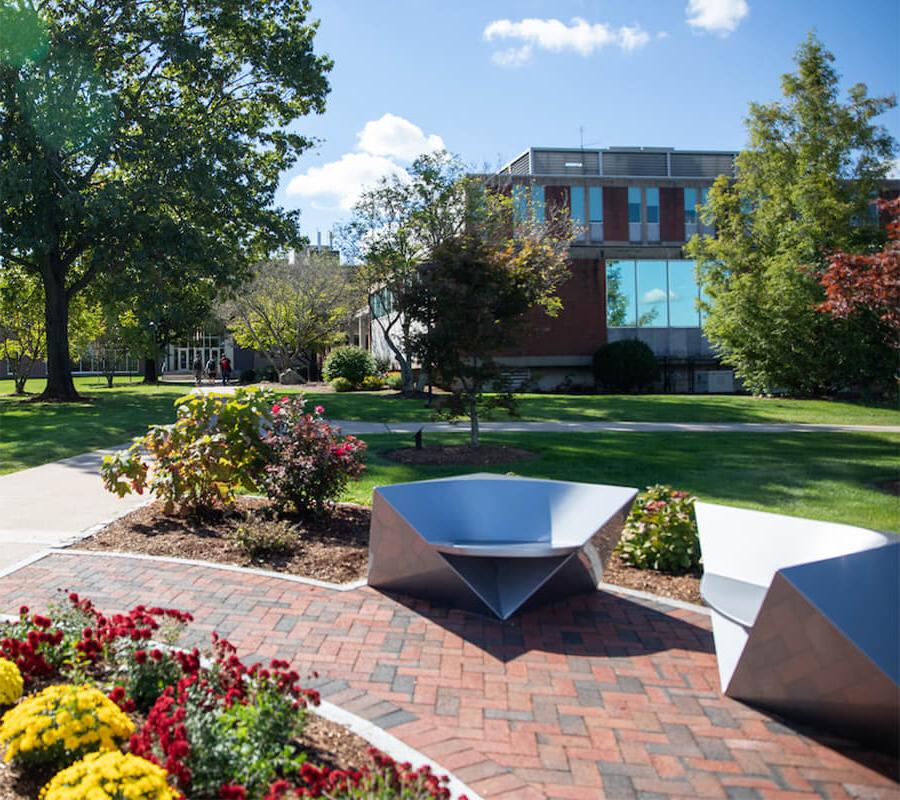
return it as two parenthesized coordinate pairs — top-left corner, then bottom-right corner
(687, 34), (896, 395)
(0, 0), (331, 400)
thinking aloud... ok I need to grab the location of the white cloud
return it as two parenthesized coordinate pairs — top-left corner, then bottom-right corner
(887, 158), (900, 179)
(356, 113), (444, 161)
(643, 287), (670, 304)
(483, 17), (655, 67)
(685, 0), (749, 35)
(286, 152), (407, 211)
(286, 114), (445, 211)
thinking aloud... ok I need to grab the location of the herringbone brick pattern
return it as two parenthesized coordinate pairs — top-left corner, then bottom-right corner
(1, 553), (896, 799)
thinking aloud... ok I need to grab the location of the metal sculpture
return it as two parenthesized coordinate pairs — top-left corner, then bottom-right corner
(368, 474), (637, 620)
(696, 502), (899, 751)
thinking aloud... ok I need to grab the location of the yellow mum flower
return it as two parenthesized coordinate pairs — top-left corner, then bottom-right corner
(40, 751), (181, 800)
(0, 659), (23, 705)
(0, 685), (134, 771)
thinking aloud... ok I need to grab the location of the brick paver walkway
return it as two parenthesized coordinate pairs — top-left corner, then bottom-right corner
(2, 552), (896, 799)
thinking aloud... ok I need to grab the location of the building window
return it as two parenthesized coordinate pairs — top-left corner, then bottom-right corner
(606, 260), (702, 329)
(636, 260), (668, 327)
(668, 260), (701, 326)
(570, 185), (585, 240)
(589, 186), (603, 241)
(684, 188), (698, 224)
(605, 261), (637, 327)
(628, 187), (642, 242)
(371, 289), (393, 318)
(646, 187), (660, 242)
(531, 184), (545, 223)
(512, 185), (528, 222)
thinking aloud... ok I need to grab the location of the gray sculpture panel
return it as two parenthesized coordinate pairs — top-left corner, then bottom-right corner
(368, 474), (637, 620)
(696, 502), (899, 752)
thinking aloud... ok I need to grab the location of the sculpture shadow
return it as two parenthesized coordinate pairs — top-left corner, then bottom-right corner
(372, 585), (715, 662)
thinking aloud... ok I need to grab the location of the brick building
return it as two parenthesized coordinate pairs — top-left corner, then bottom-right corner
(495, 145), (737, 392)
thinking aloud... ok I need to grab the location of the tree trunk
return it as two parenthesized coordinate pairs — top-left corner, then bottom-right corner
(469, 394), (480, 448)
(14, 376), (26, 395)
(143, 356), (158, 384)
(39, 263), (80, 401)
(105, 373), (114, 388)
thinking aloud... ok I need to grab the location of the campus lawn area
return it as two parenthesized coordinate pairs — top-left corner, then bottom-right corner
(344, 432), (900, 534)
(302, 390), (900, 426)
(0, 377), (185, 475)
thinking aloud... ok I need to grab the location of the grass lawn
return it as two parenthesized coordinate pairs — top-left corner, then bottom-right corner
(302, 390), (900, 426)
(0, 377), (185, 475)
(344, 432), (900, 533)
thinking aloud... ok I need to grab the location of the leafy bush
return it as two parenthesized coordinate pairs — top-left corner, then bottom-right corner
(131, 638), (317, 799)
(229, 514), (296, 558)
(261, 398), (367, 516)
(0, 684), (135, 770)
(374, 356), (392, 375)
(41, 751), (179, 800)
(239, 368), (258, 384)
(616, 485), (700, 573)
(261, 366), (279, 382)
(385, 372), (403, 391)
(124, 647), (183, 714)
(101, 387), (279, 515)
(592, 339), (659, 392)
(323, 346), (376, 387)
(0, 659), (22, 705)
(330, 376), (353, 393)
(360, 374), (385, 390)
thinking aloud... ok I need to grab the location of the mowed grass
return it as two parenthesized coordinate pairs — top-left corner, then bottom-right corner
(343, 432), (900, 533)
(302, 390), (900, 426)
(0, 377), (186, 475)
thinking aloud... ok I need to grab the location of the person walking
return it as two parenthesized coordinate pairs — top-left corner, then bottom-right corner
(219, 354), (232, 385)
(205, 355), (217, 384)
(192, 354), (204, 386)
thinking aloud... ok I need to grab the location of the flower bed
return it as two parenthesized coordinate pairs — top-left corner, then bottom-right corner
(0, 595), (463, 799)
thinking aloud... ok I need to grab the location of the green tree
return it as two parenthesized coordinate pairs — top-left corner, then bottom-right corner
(0, 265), (45, 394)
(408, 190), (575, 446)
(222, 252), (362, 381)
(687, 34), (896, 395)
(340, 151), (469, 394)
(0, 1), (331, 400)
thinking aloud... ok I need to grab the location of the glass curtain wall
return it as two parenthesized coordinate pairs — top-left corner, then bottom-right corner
(606, 260), (702, 328)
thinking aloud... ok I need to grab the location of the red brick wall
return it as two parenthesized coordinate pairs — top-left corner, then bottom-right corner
(660, 187), (684, 241)
(504, 258), (606, 357)
(603, 187), (628, 241)
(544, 185), (570, 217)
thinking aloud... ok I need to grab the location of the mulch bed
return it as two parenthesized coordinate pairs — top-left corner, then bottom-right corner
(384, 444), (537, 465)
(81, 498), (369, 585)
(80, 498), (702, 605)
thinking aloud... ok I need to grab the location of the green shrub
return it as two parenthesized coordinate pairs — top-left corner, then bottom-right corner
(229, 514), (295, 558)
(385, 371), (403, 391)
(101, 387), (279, 515)
(239, 368), (257, 385)
(322, 346), (375, 387)
(616, 485), (700, 573)
(262, 397), (367, 516)
(360, 374), (385, 390)
(330, 376), (353, 393)
(592, 339), (659, 392)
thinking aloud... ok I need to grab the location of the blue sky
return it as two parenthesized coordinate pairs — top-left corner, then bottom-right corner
(277, 0), (900, 243)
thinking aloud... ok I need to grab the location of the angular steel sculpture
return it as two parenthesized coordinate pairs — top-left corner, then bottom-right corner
(368, 474), (637, 620)
(696, 502), (899, 751)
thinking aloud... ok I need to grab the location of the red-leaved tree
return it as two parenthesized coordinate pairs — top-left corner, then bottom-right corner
(818, 197), (900, 349)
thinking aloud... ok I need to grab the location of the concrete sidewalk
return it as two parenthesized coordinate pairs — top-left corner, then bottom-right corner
(0, 448), (148, 572)
(332, 419), (900, 435)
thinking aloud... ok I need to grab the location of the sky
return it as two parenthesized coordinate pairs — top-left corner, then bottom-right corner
(275, 0), (900, 244)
